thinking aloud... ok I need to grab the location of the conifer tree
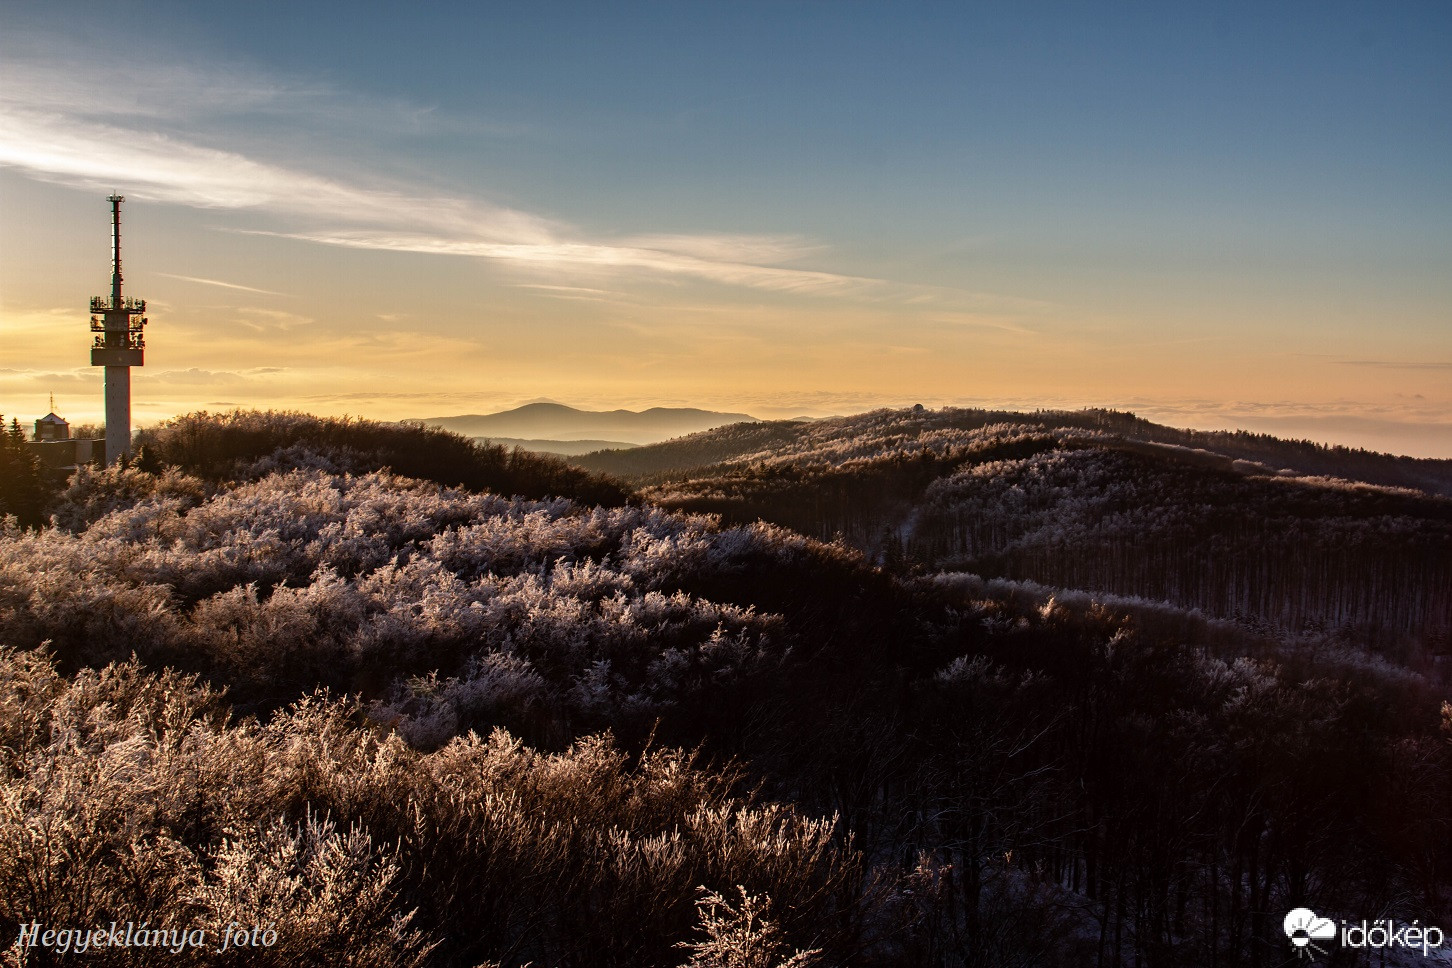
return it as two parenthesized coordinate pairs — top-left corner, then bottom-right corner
(0, 414), (47, 525)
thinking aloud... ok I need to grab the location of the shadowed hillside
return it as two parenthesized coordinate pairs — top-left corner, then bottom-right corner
(576, 408), (1452, 648)
(133, 409), (634, 507)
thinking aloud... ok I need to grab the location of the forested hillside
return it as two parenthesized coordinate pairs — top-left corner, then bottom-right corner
(3, 411), (1450, 967)
(135, 409), (633, 507)
(581, 408), (1452, 650)
(575, 407), (1452, 495)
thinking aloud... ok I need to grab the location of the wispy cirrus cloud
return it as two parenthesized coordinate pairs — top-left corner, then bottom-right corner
(0, 367), (93, 380)
(0, 51), (857, 294)
(515, 284), (629, 303)
(0, 32), (479, 138)
(231, 308), (313, 333)
(247, 230), (878, 295)
(1336, 359), (1452, 370)
(926, 312), (1039, 336)
(0, 39), (1042, 313)
(0, 104), (561, 241)
(151, 367), (288, 386)
(516, 284), (621, 296)
(0, 98), (877, 294)
(157, 273), (288, 296)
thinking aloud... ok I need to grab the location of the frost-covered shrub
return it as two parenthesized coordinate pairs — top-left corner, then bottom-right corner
(680, 887), (822, 968)
(187, 811), (434, 967)
(0, 649), (863, 967)
(369, 652), (547, 750)
(49, 463), (210, 533)
(1, 466), (803, 723)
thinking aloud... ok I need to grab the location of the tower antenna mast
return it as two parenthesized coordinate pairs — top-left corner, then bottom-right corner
(90, 195), (147, 464)
(110, 193), (123, 305)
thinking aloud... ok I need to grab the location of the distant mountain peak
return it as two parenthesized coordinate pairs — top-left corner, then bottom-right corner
(414, 403), (759, 446)
(499, 402), (592, 416)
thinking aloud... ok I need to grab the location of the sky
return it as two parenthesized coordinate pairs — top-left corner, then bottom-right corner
(1, 1), (1449, 456)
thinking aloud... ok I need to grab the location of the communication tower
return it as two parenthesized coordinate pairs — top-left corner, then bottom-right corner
(90, 195), (147, 464)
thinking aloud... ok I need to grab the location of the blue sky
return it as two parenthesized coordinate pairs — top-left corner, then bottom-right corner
(2, 1), (1450, 454)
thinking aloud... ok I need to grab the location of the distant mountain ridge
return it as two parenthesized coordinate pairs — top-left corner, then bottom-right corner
(418, 403), (757, 445)
(572, 406), (1452, 494)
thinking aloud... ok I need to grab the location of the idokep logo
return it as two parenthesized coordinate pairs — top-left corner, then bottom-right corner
(1284, 908), (1336, 960)
(1284, 907), (1447, 961)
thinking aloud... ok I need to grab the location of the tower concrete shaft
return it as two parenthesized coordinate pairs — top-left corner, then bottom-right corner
(104, 366), (131, 463)
(90, 195), (146, 464)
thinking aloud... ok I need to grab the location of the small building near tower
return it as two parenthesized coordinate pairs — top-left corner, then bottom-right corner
(34, 413), (70, 441)
(25, 407), (100, 471)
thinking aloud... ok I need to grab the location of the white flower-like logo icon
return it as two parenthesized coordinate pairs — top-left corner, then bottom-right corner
(1284, 907), (1336, 960)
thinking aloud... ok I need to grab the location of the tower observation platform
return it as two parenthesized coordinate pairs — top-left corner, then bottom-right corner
(90, 195), (147, 464)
